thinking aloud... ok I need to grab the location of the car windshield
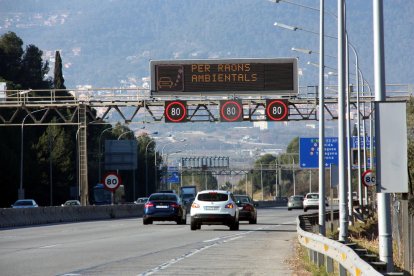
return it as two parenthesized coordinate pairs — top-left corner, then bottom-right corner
(149, 194), (177, 201)
(14, 200), (33, 206)
(198, 192), (228, 202)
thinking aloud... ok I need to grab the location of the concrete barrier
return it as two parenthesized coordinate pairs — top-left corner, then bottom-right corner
(0, 200), (284, 228)
(255, 199), (288, 208)
(0, 204), (144, 228)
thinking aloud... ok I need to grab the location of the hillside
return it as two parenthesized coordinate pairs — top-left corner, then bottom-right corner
(1, 0), (413, 89)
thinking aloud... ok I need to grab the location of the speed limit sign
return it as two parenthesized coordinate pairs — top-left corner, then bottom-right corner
(266, 99), (289, 121)
(362, 170), (376, 187)
(164, 100), (187, 123)
(220, 100), (243, 122)
(103, 172), (122, 192)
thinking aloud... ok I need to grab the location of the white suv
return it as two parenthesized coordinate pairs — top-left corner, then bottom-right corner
(303, 192), (329, 212)
(190, 190), (239, 231)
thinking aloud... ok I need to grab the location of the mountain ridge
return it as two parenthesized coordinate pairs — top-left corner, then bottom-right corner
(1, 0), (413, 89)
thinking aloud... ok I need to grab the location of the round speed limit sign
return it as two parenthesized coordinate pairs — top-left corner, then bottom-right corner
(362, 170), (376, 187)
(103, 172), (122, 192)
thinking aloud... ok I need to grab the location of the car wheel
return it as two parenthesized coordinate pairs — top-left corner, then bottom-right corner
(230, 220), (239, 231)
(303, 208), (307, 212)
(143, 218), (152, 225)
(288, 208), (292, 211)
(190, 218), (197, 230)
(249, 218), (257, 224)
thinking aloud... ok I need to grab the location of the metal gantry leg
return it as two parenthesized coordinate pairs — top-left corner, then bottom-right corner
(78, 104), (89, 206)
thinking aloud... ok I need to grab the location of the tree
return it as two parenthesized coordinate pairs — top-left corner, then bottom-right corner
(33, 122), (75, 205)
(18, 44), (51, 89)
(53, 50), (66, 90)
(0, 32), (23, 86)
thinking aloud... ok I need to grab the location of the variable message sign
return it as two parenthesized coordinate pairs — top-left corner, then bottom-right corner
(150, 58), (298, 95)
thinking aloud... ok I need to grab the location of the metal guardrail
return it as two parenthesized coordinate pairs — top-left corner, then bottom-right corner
(297, 213), (383, 276)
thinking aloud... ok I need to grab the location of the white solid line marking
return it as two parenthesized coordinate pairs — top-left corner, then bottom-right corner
(39, 244), (59, 249)
(203, 237), (220, 243)
(137, 234), (247, 276)
(137, 224), (290, 276)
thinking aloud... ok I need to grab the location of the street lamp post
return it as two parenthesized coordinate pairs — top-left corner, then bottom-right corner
(49, 132), (53, 206)
(118, 130), (136, 199)
(19, 109), (47, 199)
(277, 18), (368, 233)
(145, 140), (155, 196)
(259, 161), (263, 200)
(373, 0), (393, 269)
(291, 156), (296, 196)
(275, 16), (328, 234)
(337, 0), (348, 242)
(309, 54), (371, 210)
(98, 127), (113, 182)
(157, 140), (187, 190)
(164, 150), (183, 190)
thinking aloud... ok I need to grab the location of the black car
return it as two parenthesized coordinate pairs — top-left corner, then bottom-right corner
(234, 195), (257, 224)
(143, 193), (187, 225)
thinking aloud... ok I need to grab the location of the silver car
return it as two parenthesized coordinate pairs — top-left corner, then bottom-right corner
(287, 195), (304, 211)
(11, 199), (38, 208)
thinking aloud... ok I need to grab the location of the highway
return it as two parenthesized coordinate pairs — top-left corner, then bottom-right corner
(0, 207), (300, 276)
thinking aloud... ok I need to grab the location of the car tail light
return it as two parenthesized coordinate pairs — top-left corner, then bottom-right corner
(170, 203), (179, 208)
(144, 202), (154, 208)
(243, 204), (252, 211)
(191, 202), (200, 208)
(225, 203), (234, 209)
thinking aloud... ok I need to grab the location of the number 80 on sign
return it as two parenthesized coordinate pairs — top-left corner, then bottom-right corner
(361, 170), (376, 187)
(220, 100), (243, 122)
(103, 172), (122, 191)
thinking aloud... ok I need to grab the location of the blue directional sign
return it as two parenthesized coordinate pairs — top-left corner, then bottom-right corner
(167, 171), (180, 184)
(300, 137), (338, 168)
(351, 136), (373, 149)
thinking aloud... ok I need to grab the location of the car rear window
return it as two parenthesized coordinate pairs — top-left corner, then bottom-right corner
(15, 200), (32, 206)
(235, 196), (250, 203)
(198, 192), (228, 202)
(149, 194), (177, 201)
(291, 196), (303, 201)
(307, 194), (319, 199)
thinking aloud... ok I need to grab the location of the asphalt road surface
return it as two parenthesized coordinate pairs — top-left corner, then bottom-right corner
(0, 207), (302, 276)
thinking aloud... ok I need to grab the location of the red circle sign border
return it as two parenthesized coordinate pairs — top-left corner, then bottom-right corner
(102, 172), (122, 191)
(165, 101), (187, 122)
(361, 169), (376, 187)
(220, 100), (243, 122)
(266, 100), (289, 121)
